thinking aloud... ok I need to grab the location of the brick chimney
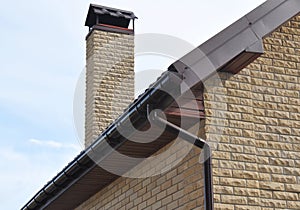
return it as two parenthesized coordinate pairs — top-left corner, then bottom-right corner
(84, 4), (137, 147)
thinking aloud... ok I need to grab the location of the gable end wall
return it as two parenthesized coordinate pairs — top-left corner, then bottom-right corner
(207, 15), (300, 209)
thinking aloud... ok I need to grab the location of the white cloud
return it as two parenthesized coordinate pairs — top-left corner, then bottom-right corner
(0, 145), (80, 209)
(29, 138), (81, 151)
(0, 147), (26, 162)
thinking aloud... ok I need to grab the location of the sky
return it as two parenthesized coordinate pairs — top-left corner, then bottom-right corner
(0, 0), (265, 209)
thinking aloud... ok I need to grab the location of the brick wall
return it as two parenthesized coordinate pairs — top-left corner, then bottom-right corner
(75, 138), (205, 210)
(78, 16), (300, 210)
(207, 16), (300, 209)
(85, 30), (134, 147)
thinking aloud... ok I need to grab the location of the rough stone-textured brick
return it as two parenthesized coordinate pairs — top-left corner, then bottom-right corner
(204, 15), (300, 210)
(85, 30), (135, 147)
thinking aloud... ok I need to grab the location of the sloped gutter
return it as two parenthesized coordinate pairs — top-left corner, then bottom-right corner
(21, 71), (183, 210)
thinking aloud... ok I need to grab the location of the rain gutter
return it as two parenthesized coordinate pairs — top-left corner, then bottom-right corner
(21, 71), (182, 210)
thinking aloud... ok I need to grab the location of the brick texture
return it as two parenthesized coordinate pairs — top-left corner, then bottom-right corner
(85, 30), (134, 147)
(75, 140), (205, 210)
(205, 16), (300, 210)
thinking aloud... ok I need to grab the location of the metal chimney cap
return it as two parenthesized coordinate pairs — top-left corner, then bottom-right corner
(85, 4), (137, 29)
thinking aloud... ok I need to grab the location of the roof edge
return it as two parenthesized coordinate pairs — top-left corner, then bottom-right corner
(171, 0), (300, 93)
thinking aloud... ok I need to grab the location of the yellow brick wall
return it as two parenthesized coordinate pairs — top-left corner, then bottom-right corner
(206, 16), (300, 209)
(85, 30), (135, 147)
(75, 139), (205, 210)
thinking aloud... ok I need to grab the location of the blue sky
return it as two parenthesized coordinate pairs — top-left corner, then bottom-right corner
(0, 0), (265, 209)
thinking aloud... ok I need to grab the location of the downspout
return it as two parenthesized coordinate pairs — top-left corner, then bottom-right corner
(149, 110), (213, 210)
